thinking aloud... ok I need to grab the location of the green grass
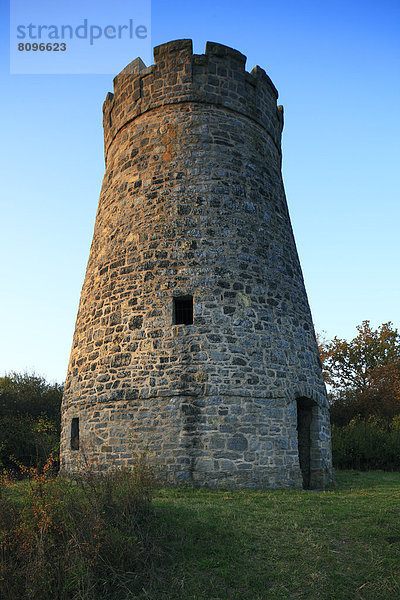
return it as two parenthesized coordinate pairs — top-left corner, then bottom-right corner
(2, 470), (400, 599)
(143, 471), (400, 600)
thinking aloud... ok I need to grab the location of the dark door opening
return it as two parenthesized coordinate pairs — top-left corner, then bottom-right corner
(297, 398), (314, 489)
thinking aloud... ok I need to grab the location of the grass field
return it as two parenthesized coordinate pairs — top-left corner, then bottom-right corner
(144, 471), (400, 600)
(2, 470), (400, 599)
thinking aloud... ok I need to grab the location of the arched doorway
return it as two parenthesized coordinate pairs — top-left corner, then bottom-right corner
(296, 397), (316, 489)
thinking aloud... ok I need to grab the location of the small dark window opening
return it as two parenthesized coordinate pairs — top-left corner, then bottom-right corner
(71, 417), (80, 451)
(174, 296), (193, 325)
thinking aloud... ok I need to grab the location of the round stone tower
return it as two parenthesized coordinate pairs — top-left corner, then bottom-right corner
(61, 40), (333, 489)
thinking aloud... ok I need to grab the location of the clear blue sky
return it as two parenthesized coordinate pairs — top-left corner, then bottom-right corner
(1, 0), (399, 383)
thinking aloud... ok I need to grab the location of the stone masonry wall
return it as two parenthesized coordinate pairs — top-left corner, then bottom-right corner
(61, 40), (333, 489)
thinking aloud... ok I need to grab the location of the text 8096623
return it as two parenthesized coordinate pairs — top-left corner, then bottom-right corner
(18, 43), (66, 51)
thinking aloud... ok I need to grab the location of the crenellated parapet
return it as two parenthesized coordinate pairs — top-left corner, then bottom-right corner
(102, 39), (283, 163)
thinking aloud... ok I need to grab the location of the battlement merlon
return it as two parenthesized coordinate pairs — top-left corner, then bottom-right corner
(102, 39), (284, 162)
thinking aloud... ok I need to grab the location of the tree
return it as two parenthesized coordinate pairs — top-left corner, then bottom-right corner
(0, 371), (62, 419)
(0, 372), (63, 470)
(318, 321), (400, 426)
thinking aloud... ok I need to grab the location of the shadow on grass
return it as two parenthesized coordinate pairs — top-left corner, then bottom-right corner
(139, 501), (254, 600)
(334, 469), (400, 490)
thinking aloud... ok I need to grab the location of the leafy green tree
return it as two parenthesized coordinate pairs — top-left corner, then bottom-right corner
(0, 372), (63, 470)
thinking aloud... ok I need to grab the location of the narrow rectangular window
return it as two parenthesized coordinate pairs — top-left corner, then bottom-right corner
(71, 417), (79, 451)
(174, 296), (193, 325)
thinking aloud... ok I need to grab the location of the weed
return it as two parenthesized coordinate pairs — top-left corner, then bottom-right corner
(0, 453), (154, 600)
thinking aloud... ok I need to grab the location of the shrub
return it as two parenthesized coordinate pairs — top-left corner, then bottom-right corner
(332, 416), (400, 470)
(0, 454), (154, 600)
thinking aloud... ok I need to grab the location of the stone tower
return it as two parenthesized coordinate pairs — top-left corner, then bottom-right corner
(61, 40), (333, 489)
